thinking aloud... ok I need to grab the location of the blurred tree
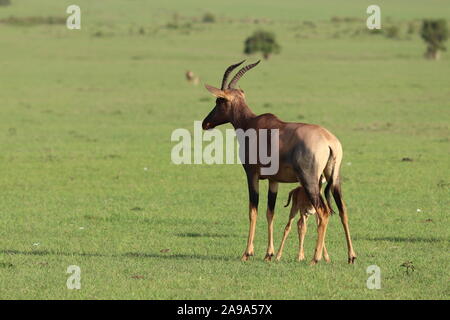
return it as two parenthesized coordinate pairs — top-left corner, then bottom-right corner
(202, 13), (216, 23)
(421, 19), (448, 60)
(244, 30), (281, 60)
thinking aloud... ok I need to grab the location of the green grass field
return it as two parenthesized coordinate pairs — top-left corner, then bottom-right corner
(0, 0), (449, 299)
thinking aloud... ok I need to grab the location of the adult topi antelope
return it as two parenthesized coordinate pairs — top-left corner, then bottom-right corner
(201, 61), (356, 264)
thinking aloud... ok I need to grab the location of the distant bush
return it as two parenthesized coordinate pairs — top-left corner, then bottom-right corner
(202, 12), (216, 23)
(0, 0), (11, 7)
(166, 13), (180, 29)
(244, 30), (281, 60)
(407, 21), (418, 34)
(421, 19), (448, 60)
(368, 28), (383, 35)
(302, 21), (316, 28)
(165, 12), (193, 34)
(92, 31), (104, 37)
(330, 16), (361, 23)
(385, 25), (400, 39)
(92, 29), (115, 38)
(330, 16), (341, 23)
(165, 21), (178, 29)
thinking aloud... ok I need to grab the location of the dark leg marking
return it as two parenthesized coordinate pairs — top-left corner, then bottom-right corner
(267, 190), (277, 212)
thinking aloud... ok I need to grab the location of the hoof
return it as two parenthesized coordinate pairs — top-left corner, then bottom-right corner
(264, 253), (274, 262)
(324, 256), (331, 263)
(348, 256), (356, 264)
(241, 252), (254, 261)
(309, 259), (318, 266)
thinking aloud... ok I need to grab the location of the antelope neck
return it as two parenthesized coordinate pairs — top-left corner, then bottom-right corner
(230, 102), (256, 130)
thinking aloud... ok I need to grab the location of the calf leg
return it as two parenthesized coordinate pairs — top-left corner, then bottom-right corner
(275, 203), (298, 261)
(297, 214), (309, 261)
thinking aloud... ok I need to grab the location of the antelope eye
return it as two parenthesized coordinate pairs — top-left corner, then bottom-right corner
(216, 98), (228, 108)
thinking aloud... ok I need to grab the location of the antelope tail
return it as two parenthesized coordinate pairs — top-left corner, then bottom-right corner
(324, 147), (336, 215)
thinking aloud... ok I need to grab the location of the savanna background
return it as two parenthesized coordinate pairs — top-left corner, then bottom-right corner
(0, 0), (448, 299)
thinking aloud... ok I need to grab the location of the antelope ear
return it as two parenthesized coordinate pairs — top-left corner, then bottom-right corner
(204, 84), (230, 100)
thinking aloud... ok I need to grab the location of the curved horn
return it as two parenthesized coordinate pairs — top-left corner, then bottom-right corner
(221, 60), (246, 90)
(228, 60), (261, 89)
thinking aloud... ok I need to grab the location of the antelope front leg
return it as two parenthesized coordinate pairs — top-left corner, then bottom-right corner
(264, 181), (278, 261)
(242, 174), (259, 261)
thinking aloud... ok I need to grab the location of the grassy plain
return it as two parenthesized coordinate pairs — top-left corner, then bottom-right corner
(0, 0), (449, 299)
